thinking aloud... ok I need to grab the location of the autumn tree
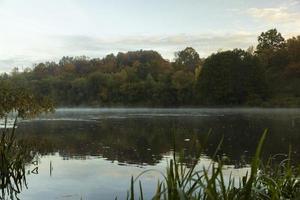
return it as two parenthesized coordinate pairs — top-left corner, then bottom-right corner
(0, 76), (54, 118)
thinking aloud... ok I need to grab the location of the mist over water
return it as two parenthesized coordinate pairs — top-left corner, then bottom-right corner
(14, 108), (300, 199)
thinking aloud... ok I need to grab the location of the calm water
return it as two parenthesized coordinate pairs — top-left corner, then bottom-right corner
(11, 108), (300, 199)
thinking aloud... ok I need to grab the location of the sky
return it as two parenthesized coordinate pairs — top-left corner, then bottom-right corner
(0, 0), (300, 72)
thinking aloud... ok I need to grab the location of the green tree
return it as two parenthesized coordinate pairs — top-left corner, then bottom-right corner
(256, 29), (285, 54)
(174, 47), (201, 72)
(171, 70), (195, 104)
(197, 49), (267, 105)
(2, 36), (299, 107)
(285, 36), (300, 78)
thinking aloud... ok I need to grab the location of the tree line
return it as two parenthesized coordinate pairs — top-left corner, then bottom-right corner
(1, 29), (299, 107)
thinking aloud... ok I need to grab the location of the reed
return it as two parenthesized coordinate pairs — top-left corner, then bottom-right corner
(0, 117), (34, 200)
(123, 130), (300, 200)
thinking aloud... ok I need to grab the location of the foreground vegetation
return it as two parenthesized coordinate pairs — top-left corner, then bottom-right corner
(0, 83), (53, 199)
(1, 29), (299, 107)
(0, 119), (34, 200)
(124, 131), (300, 200)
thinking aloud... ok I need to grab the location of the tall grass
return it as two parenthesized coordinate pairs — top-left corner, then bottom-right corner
(0, 117), (34, 200)
(124, 130), (300, 200)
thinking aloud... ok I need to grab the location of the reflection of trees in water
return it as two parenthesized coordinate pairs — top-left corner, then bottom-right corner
(201, 114), (300, 164)
(0, 124), (37, 200)
(17, 114), (300, 166)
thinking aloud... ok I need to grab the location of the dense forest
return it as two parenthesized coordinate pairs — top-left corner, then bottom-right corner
(1, 29), (300, 107)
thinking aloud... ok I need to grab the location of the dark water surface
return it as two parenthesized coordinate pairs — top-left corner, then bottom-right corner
(13, 108), (300, 199)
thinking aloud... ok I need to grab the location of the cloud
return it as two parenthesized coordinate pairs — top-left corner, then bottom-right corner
(0, 32), (259, 72)
(56, 32), (257, 55)
(247, 7), (299, 23)
(285, 0), (300, 6)
(0, 57), (44, 73)
(245, 2), (300, 37)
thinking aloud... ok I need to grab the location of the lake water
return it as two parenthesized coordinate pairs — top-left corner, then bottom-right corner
(9, 108), (300, 199)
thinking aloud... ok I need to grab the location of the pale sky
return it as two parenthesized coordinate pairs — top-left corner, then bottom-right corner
(0, 0), (300, 72)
